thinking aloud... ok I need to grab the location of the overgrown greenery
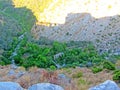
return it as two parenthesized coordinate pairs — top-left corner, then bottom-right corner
(91, 60), (116, 73)
(1, 36), (115, 69)
(113, 70), (120, 81)
(103, 60), (116, 70)
(91, 66), (103, 73)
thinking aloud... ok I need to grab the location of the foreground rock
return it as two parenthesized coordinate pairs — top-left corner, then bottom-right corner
(89, 80), (120, 90)
(28, 83), (64, 90)
(0, 82), (23, 90)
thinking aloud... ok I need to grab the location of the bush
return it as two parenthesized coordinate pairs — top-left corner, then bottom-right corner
(50, 65), (56, 71)
(52, 41), (66, 53)
(103, 61), (116, 70)
(0, 61), (5, 66)
(113, 70), (120, 81)
(0, 55), (11, 65)
(91, 66), (103, 73)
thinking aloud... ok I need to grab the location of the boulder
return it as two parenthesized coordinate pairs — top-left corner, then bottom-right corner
(89, 80), (120, 90)
(0, 82), (23, 90)
(28, 83), (64, 90)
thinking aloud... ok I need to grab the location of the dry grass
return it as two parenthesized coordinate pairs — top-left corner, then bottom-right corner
(57, 67), (113, 90)
(0, 66), (114, 90)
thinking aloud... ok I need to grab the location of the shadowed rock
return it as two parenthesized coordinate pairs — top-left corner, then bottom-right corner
(28, 83), (64, 90)
(0, 82), (23, 90)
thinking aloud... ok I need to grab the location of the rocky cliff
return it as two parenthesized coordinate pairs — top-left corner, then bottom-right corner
(32, 0), (120, 54)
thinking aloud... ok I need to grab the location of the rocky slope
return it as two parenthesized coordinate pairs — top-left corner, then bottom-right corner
(32, 0), (120, 54)
(0, 65), (114, 90)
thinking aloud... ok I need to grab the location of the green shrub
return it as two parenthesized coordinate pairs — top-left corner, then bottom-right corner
(91, 66), (103, 73)
(0, 59), (5, 66)
(103, 61), (115, 70)
(113, 70), (120, 81)
(52, 41), (66, 53)
(113, 70), (120, 74)
(0, 55), (11, 65)
(50, 65), (56, 71)
(71, 62), (80, 68)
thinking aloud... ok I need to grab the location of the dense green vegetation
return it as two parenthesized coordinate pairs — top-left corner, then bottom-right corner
(113, 70), (120, 81)
(91, 66), (103, 73)
(13, 41), (98, 68)
(103, 60), (116, 70)
(1, 36), (116, 70)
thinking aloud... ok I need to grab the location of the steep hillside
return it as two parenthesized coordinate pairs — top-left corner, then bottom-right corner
(31, 0), (120, 54)
(0, 0), (36, 61)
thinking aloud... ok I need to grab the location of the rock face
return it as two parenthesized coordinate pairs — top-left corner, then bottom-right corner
(28, 83), (64, 90)
(32, 0), (120, 54)
(0, 82), (23, 90)
(89, 80), (120, 90)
